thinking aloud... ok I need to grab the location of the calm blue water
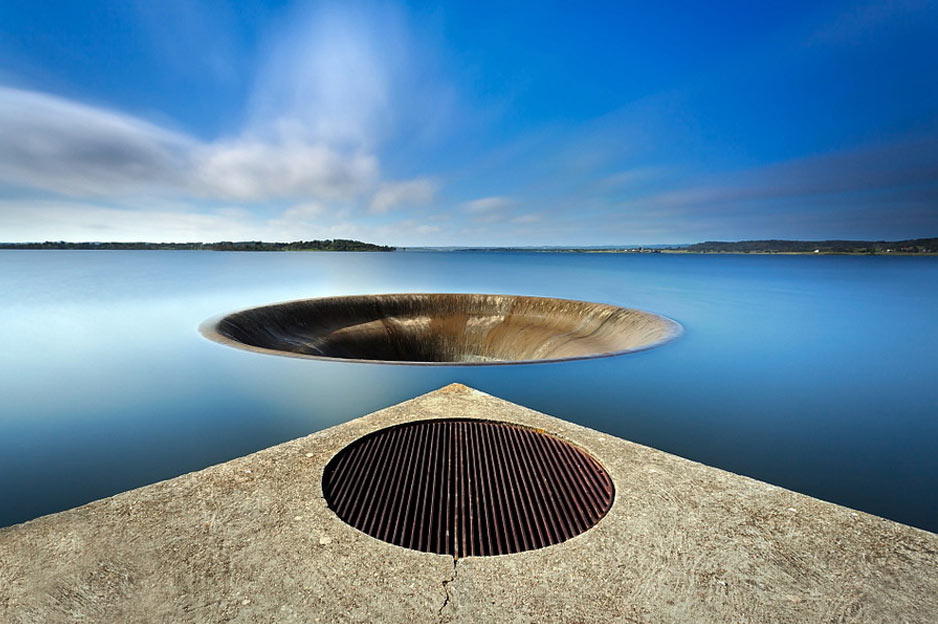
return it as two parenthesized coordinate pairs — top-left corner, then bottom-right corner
(1, 250), (936, 532)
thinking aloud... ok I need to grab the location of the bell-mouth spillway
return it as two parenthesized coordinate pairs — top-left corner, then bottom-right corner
(200, 293), (682, 365)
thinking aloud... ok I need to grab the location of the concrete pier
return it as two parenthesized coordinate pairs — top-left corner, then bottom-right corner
(1, 384), (936, 623)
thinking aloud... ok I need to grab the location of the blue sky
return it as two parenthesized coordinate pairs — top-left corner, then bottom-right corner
(1, 1), (936, 245)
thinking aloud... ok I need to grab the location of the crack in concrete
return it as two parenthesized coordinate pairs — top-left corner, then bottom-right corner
(438, 557), (458, 622)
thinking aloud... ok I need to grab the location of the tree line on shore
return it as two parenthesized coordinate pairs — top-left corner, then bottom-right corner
(0, 239), (396, 252)
(678, 238), (938, 254)
(3, 237), (936, 254)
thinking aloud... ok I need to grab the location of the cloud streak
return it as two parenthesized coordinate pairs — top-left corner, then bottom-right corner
(0, 86), (384, 203)
(247, 2), (403, 148)
(624, 135), (938, 212)
(368, 179), (437, 214)
(194, 140), (378, 201)
(0, 3), (442, 214)
(462, 196), (516, 213)
(0, 87), (191, 196)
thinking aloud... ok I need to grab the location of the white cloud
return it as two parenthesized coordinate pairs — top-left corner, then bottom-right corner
(368, 178), (437, 214)
(0, 199), (258, 243)
(462, 196), (515, 213)
(0, 4), (448, 211)
(193, 140), (378, 201)
(281, 202), (325, 220)
(0, 4), (471, 243)
(511, 213), (541, 224)
(248, 3), (402, 148)
(0, 86), (381, 203)
(0, 87), (192, 196)
(265, 202), (324, 234)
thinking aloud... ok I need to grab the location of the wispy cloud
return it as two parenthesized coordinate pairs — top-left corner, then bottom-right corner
(626, 135), (938, 211)
(247, 2), (413, 149)
(462, 196), (516, 213)
(605, 134), (938, 240)
(0, 199), (257, 242)
(0, 197), (440, 245)
(194, 140), (378, 201)
(265, 201), (327, 236)
(511, 213), (541, 224)
(0, 2), (445, 222)
(0, 86), (382, 202)
(280, 202), (325, 220)
(0, 87), (192, 196)
(368, 178), (437, 214)
(593, 168), (663, 191)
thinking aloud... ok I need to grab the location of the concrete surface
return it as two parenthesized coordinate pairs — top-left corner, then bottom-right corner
(1, 384), (936, 623)
(202, 294), (681, 364)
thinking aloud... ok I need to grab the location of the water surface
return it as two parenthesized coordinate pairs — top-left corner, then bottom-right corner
(1, 250), (936, 531)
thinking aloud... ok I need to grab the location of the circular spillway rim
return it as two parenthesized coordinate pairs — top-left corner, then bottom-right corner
(199, 293), (683, 366)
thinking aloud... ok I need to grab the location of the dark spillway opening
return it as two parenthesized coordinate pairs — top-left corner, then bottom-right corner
(322, 419), (615, 557)
(201, 293), (681, 365)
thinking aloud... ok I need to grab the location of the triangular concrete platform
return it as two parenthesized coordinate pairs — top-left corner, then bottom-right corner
(2, 384), (936, 623)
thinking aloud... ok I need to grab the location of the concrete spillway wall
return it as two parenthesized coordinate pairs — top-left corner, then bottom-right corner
(202, 294), (682, 364)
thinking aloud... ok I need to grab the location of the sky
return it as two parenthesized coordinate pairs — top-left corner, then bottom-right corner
(1, 1), (936, 246)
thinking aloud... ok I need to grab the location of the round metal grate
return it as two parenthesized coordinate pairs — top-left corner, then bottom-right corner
(322, 419), (615, 557)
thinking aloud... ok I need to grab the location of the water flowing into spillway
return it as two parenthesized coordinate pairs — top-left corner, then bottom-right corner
(201, 293), (681, 365)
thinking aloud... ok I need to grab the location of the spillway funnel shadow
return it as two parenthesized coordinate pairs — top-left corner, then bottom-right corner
(200, 293), (682, 366)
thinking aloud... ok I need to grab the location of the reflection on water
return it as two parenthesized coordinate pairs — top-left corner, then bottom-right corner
(1, 250), (936, 532)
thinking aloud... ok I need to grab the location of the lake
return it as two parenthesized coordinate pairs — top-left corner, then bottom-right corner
(1, 250), (936, 532)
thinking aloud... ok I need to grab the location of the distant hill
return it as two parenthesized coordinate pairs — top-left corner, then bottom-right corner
(404, 239), (938, 254)
(6, 238), (935, 254)
(0, 239), (396, 252)
(679, 238), (938, 254)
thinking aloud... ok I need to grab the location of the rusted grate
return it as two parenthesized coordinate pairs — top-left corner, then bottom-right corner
(322, 419), (615, 557)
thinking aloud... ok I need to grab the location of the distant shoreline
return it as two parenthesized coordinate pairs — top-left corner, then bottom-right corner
(1, 237), (935, 255)
(405, 237), (938, 255)
(0, 239), (395, 252)
(660, 250), (938, 256)
(401, 249), (938, 255)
